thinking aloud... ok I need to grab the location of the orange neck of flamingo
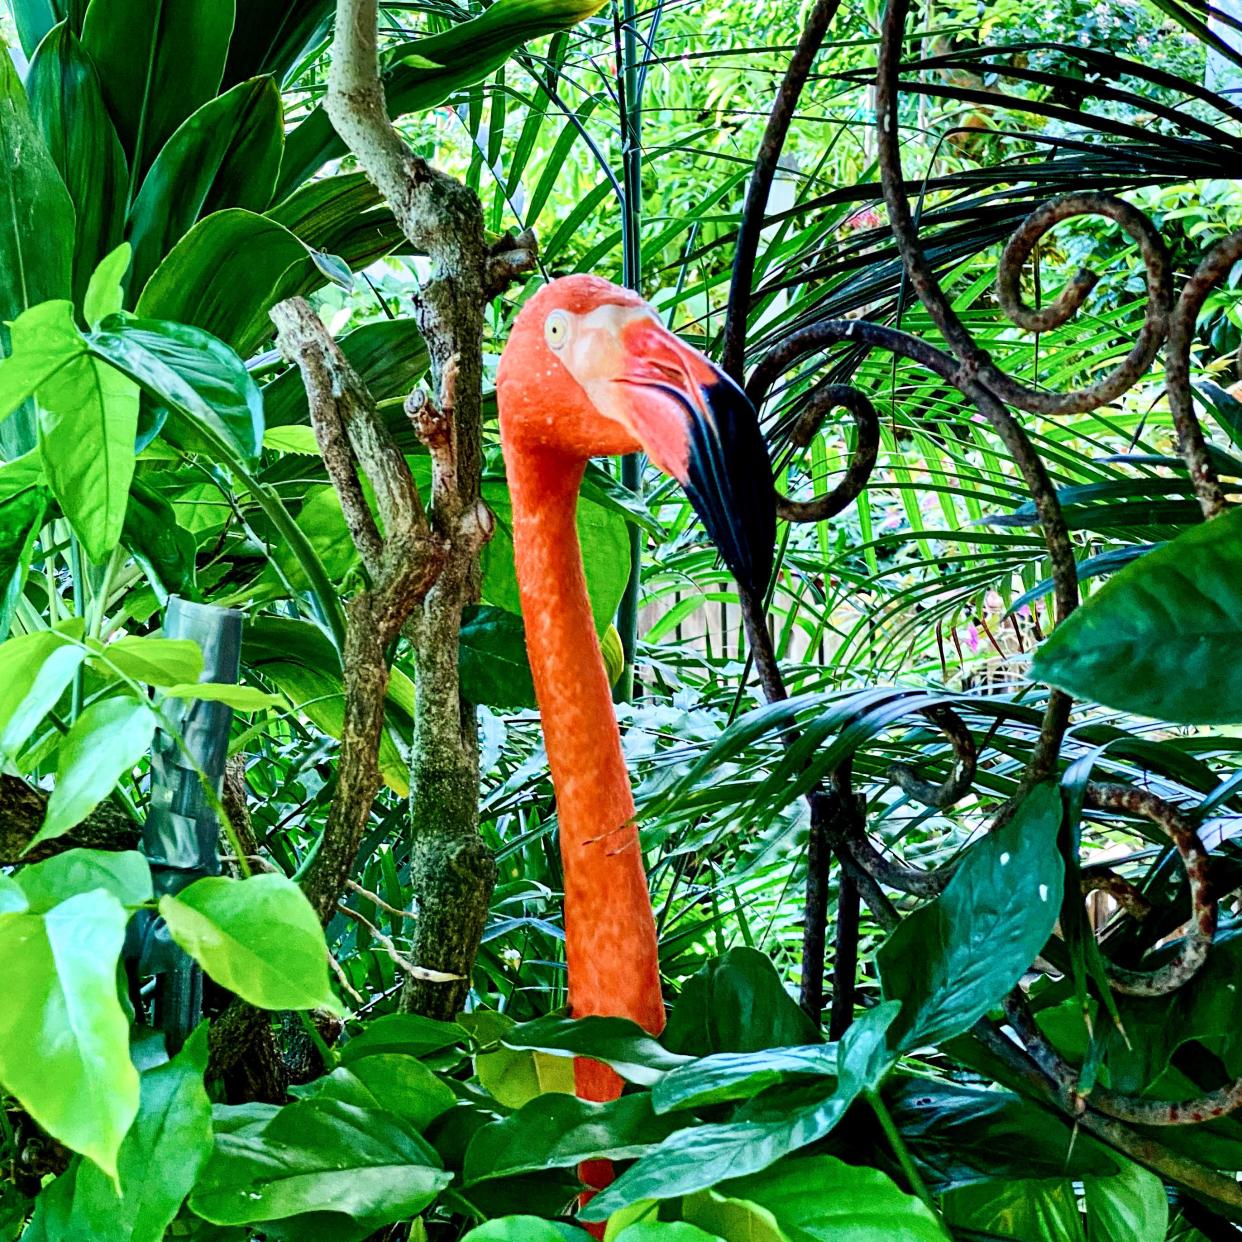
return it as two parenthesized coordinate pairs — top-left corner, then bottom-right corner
(502, 442), (666, 1070)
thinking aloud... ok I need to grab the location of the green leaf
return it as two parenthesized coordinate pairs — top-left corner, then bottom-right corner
(652, 1045), (838, 1114)
(461, 1219), (582, 1242)
(0, 889), (139, 1178)
(17, 848), (151, 913)
(664, 946), (820, 1056)
(80, 0), (233, 180)
(1083, 1159), (1167, 1241)
(1030, 505), (1242, 723)
(24, 25), (127, 308)
(0, 627), (87, 760)
(499, 1015), (694, 1087)
(159, 873), (337, 1011)
(162, 682), (282, 710)
(293, 1055), (456, 1135)
(122, 476), (198, 602)
(615, 1226), (723, 1242)
(943, 1180), (1084, 1241)
(263, 425), (320, 454)
(719, 1155), (948, 1241)
(475, 1042), (577, 1110)
(36, 352), (138, 562)
(0, 300), (86, 420)
(188, 1097), (451, 1238)
(278, 0), (608, 192)
(9, 0), (69, 57)
(878, 782), (1064, 1051)
(83, 244), (131, 328)
(465, 1093), (686, 1184)
(267, 171), (404, 273)
(127, 76), (285, 294)
(459, 605), (536, 709)
(581, 1004), (900, 1219)
(89, 313), (265, 463)
(221, 0), (334, 85)
(339, 1013), (464, 1064)
(95, 635), (204, 686)
(135, 209), (319, 357)
(32, 695), (155, 848)
(0, 483), (49, 642)
(27, 1022), (214, 1242)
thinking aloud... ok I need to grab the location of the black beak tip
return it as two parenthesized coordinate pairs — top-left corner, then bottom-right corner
(683, 378), (776, 598)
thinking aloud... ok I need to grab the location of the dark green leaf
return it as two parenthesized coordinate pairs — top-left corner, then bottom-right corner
(122, 476), (198, 601)
(294, 1055), (456, 1135)
(459, 604), (536, 709)
(134, 209), (319, 357)
(664, 946), (820, 1056)
(9, 0), (69, 56)
(1030, 505), (1242, 723)
(221, 0), (333, 86)
(80, 0), (233, 179)
(879, 783), (1064, 1051)
(24, 23), (128, 306)
(339, 1013), (464, 1064)
(652, 1045), (837, 1114)
(0, 483), (48, 642)
(267, 171), (403, 273)
(127, 76), (285, 294)
(500, 1014), (694, 1087)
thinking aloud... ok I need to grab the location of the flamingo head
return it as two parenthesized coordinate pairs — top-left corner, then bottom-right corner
(497, 274), (775, 594)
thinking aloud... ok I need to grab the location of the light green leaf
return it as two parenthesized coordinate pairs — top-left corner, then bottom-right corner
(17, 849), (151, 913)
(616, 1226), (724, 1242)
(188, 1097), (451, 1237)
(461, 1218), (582, 1242)
(943, 1180), (1083, 1241)
(0, 627), (87, 760)
(0, 482), (49, 642)
(475, 1042), (577, 1110)
(159, 873), (337, 1011)
(36, 352), (138, 563)
(1084, 1159), (1168, 1241)
(161, 682), (282, 710)
(1031, 504), (1242, 723)
(263, 425), (321, 454)
(0, 300), (85, 421)
(95, 635), (204, 686)
(293, 1056), (456, 1135)
(878, 782), (1064, 1051)
(0, 889), (139, 1178)
(33, 695), (155, 848)
(82, 244), (131, 328)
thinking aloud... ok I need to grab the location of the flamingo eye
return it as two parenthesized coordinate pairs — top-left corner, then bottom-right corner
(545, 311), (570, 350)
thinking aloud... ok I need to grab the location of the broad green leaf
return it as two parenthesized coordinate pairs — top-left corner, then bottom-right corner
(122, 476), (198, 600)
(652, 1045), (837, 1114)
(0, 483), (48, 641)
(277, 0), (608, 192)
(464, 1093), (686, 1184)
(96, 636), (204, 686)
(9, 0), (70, 56)
(499, 1014), (694, 1087)
(1031, 505), (1242, 723)
(0, 889), (139, 1177)
(616, 1226), (723, 1242)
(34, 695), (155, 847)
(267, 170), (404, 273)
(339, 1012), (464, 1064)
(673, 1191), (782, 1242)
(135, 209), (319, 357)
(127, 76), (285, 294)
(943, 1180), (1084, 1241)
(159, 873), (337, 1011)
(581, 1004), (899, 1219)
(89, 313), (265, 463)
(24, 27), (127, 308)
(475, 1042), (577, 1109)
(27, 1022), (214, 1242)
(221, 0), (333, 85)
(0, 627), (87, 760)
(36, 352), (138, 562)
(162, 682), (282, 710)
(664, 946), (820, 1056)
(0, 300), (86, 420)
(293, 1055), (456, 1135)
(263, 425), (320, 454)
(188, 1097), (451, 1238)
(459, 605), (537, 709)
(80, 0), (233, 179)
(17, 848), (151, 913)
(878, 782), (1064, 1051)
(719, 1156), (947, 1241)
(82, 244), (131, 327)
(461, 1219), (582, 1242)
(0, 875), (29, 914)
(1083, 1159), (1167, 1241)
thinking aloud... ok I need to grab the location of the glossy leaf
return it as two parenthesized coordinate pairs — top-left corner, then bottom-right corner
(35, 350), (138, 562)
(500, 1014), (694, 1086)
(189, 1097), (451, 1238)
(82, 243), (131, 327)
(1083, 1159), (1167, 1241)
(24, 24), (128, 306)
(33, 695), (155, 848)
(159, 873), (337, 1011)
(135, 209), (319, 357)
(461, 1219), (582, 1242)
(222, 0), (333, 86)
(127, 76), (284, 294)
(340, 1013), (464, 1064)
(615, 1226), (723, 1242)
(878, 782), (1063, 1051)
(96, 636), (204, 686)
(27, 1023), (214, 1242)
(80, 0), (233, 179)
(0, 299), (86, 417)
(90, 313), (265, 462)
(9, 0), (71, 56)
(0, 889), (139, 1178)
(652, 1045), (838, 1114)
(459, 605), (537, 709)
(943, 1180), (1084, 1241)
(16, 848), (152, 913)
(161, 682), (282, 710)
(122, 476), (197, 600)
(294, 1055), (456, 1135)
(1031, 504), (1242, 723)
(0, 627), (87, 760)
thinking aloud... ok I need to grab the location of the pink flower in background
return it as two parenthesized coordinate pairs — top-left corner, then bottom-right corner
(843, 207), (881, 233)
(965, 622), (980, 653)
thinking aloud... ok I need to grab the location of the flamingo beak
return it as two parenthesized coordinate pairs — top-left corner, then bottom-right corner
(604, 314), (776, 596)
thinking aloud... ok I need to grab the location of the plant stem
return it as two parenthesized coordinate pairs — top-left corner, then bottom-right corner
(867, 1087), (939, 1217)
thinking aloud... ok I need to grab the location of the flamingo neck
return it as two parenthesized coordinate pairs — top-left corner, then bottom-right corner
(503, 442), (665, 1048)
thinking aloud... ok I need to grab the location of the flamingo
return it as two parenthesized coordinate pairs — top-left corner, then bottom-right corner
(496, 275), (775, 1128)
